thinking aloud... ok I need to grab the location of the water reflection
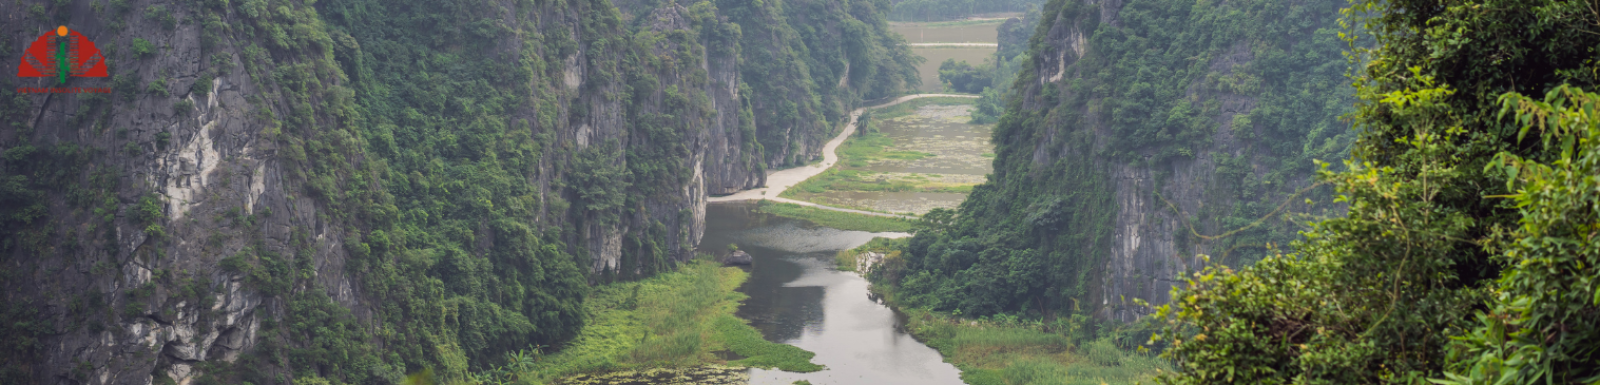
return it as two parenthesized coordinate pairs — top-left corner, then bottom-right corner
(700, 203), (965, 385)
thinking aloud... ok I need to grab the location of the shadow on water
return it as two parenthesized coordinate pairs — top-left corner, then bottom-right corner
(699, 203), (965, 385)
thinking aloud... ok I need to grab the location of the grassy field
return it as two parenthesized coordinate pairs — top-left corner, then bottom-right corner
(839, 133), (937, 165)
(755, 200), (922, 233)
(897, 307), (1172, 385)
(869, 96), (978, 119)
(783, 97), (982, 199)
(503, 259), (822, 384)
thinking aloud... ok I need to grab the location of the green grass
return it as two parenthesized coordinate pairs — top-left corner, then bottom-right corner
(783, 128), (977, 196)
(837, 132), (936, 165)
(835, 250), (862, 272)
(756, 201), (922, 233)
(836, 238), (910, 271)
(516, 260), (821, 383)
(896, 307), (1172, 385)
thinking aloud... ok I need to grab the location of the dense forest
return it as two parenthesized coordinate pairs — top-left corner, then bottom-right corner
(878, 0), (1600, 382)
(0, 0), (915, 384)
(1157, 0), (1600, 382)
(875, 0), (1356, 322)
(6, 0), (1599, 382)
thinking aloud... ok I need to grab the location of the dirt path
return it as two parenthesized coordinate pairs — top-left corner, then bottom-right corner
(907, 43), (999, 47)
(708, 94), (981, 218)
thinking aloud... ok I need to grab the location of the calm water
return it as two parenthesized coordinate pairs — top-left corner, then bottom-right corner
(699, 203), (965, 385)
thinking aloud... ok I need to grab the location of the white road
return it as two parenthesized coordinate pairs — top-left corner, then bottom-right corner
(708, 94), (981, 219)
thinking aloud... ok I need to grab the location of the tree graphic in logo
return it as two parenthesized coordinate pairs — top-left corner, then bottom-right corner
(17, 26), (108, 84)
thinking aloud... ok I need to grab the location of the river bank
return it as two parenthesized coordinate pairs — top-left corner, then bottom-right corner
(862, 277), (1172, 385)
(503, 259), (822, 385)
(894, 307), (1171, 385)
(754, 201), (920, 233)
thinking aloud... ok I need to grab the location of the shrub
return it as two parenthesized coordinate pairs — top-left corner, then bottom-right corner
(130, 38), (154, 58)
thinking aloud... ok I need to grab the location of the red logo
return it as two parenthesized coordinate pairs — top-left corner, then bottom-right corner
(17, 26), (108, 85)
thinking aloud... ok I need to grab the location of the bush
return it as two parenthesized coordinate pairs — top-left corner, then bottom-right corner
(1155, 0), (1600, 383)
(146, 78), (167, 96)
(192, 75), (213, 97)
(144, 5), (175, 30)
(130, 38), (154, 58)
(937, 59), (991, 94)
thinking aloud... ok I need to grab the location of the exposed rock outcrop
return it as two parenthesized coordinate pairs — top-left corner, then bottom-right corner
(721, 250), (753, 266)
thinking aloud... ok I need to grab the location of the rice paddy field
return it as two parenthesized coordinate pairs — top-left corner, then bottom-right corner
(785, 100), (995, 214)
(890, 20), (1002, 92)
(908, 47), (999, 92)
(891, 20), (1003, 44)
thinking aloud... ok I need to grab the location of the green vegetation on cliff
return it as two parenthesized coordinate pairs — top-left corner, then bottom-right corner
(725, 0), (923, 167)
(1155, 0), (1600, 382)
(0, 0), (916, 384)
(876, 0), (1355, 322)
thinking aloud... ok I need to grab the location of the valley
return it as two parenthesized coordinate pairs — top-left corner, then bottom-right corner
(5, 0), (1597, 383)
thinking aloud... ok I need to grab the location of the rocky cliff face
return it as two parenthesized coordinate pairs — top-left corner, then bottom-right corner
(884, 0), (1355, 322)
(0, 0), (913, 384)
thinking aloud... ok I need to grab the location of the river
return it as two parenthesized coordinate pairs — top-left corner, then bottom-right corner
(698, 203), (966, 385)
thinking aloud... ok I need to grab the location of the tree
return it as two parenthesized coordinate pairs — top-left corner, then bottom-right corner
(1436, 86), (1600, 384)
(1155, 0), (1600, 383)
(937, 59), (991, 94)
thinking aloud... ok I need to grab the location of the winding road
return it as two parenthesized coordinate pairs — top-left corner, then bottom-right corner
(708, 94), (980, 219)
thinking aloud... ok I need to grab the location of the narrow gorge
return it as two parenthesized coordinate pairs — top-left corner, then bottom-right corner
(10, 0), (1594, 383)
(0, 0), (919, 383)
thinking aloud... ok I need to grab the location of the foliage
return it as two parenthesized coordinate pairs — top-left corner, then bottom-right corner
(877, 0), (1357, 325)
(500, 261), (821, 384)
(934, 59), (985, 93)
(0, 0), (911, 383)
(755, 200), (921, 233)
(973, 10), (1035, 124)
(719, 0), (922, 168)
(1154, 0), (1600, 383)
(131, 38), (154, 58)
(836, 237), (907, 271)
(1433, 86), (1600, 384)
(894, 306), (1170, 385)
(937, 59), (992, 94)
